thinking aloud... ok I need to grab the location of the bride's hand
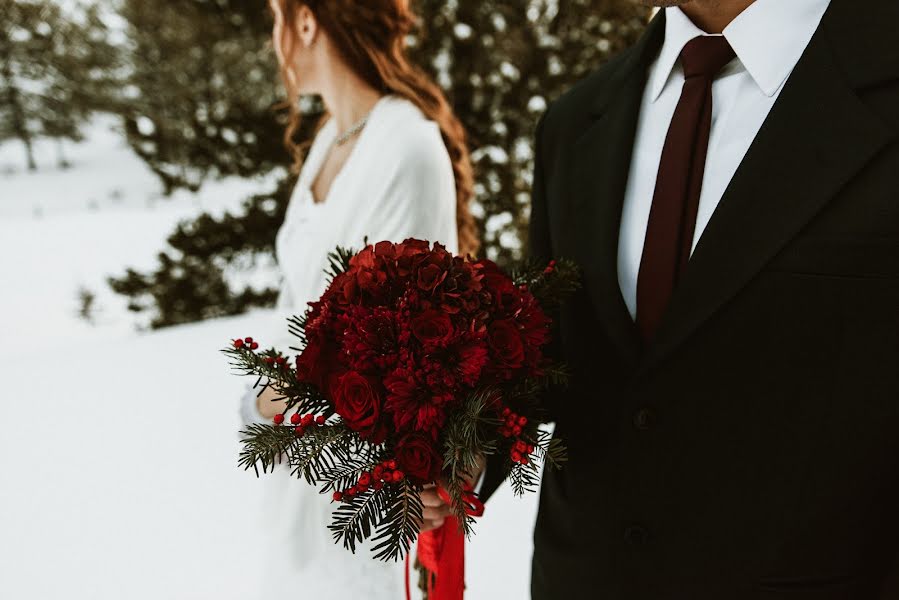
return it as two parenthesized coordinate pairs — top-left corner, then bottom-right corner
(255, 384), (289, 420)
(420, 455), (487, 532)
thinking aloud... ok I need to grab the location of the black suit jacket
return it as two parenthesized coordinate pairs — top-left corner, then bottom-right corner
(482, 1), (899, 598)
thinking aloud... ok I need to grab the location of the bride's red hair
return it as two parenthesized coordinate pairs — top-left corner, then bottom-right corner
(273, 0), (479, 257)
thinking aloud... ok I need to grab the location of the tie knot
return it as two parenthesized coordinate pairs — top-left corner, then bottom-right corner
(680, 35), (736, 79)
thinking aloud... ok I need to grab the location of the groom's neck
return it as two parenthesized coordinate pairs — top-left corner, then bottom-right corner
(680, 0), (757, 33)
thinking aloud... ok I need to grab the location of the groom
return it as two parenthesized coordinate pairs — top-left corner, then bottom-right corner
(425, 0), (899, 597)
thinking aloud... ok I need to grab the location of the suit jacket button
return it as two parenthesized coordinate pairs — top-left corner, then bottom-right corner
(624, 525), (650, 546)
(633, 408), (655, 430)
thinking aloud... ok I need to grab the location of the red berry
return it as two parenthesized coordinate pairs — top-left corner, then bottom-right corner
(358, 483), (369, 493)
(500, 427), (512, 438)
(233, 339), (244, 348)
(387, 460), (397, 470)
(515, 440), (527, 453)
(244, 337), (254, 344)
(273, 414), (285, 425)
(263, 357), (274, 365)
(517, 415), (528, 427)
(501, 407), (511, 417)
(373, 465), (384, 479)
(315, 415), (326, 425)
(510, 451), (522, 462)
(275, 357), (286, 365)
(373, 481), (384, 491)
(290, 413), (301, 425)
(250, 342), (259, 350)
(347, 486), (358, 496)
(301, 414), (314, 426)
(294, 426), (305, 436)
(359, 473), (372, 486)
(333, 491), (343, 502)
(527, 444), (535, 453)
(392, 471), (405, 483)
(512, 425), (523, 436)
(520, 456), (530, 465)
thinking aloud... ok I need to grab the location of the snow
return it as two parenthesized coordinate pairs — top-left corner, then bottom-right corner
(0, 117), (541, 599)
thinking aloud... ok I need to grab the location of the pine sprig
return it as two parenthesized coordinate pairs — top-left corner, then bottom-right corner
(286, 423), (358, 485)
(318, 454), (382, 494)
(512, 257), (581, 311)
(238, 423), (299, 476)
(223, 344), (332, 416)
(329, 485), (391, 555)
(508, 456), (542, 496)
(325, 246), (356, 283)
(533, 428), (567, 470)
(442, 387), (501, 535)
(371, 479), (424, 561)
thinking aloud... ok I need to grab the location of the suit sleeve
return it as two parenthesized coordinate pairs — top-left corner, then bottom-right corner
(479, 109), (554, 503)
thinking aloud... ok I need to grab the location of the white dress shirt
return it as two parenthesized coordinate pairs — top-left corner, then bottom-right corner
(617, 0), (832, 320)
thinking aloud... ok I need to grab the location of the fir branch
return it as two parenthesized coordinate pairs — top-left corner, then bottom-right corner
(508, 457), (542, 496)
(287, 312), (309, 346)
(536, 362), (571, 389)
(286, 423), (359, 485)
(371, 479), (424, 562)
(329, 485), (391, 555)
(441, 387), (502, 536)
(237, 423), (299, 476)
(223, 344), (331, 416)
(325, 245), (356, 283)
(512, 257), (581, 311)
(317, 454), (382, 494)
(533, 428), (567, 471)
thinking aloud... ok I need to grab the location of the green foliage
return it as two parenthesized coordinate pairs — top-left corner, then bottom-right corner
(109, 176), (295, 329)
(369, 479), (424, 561)
(513, 257), (583, 311)
(0, 0), (120, 170)
(441, 388), (502, 535)
(116, 0), (287, 192)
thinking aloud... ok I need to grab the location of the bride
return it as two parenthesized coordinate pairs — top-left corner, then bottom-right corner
(240, 0), (477, 597)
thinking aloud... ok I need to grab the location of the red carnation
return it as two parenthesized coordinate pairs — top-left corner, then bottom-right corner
(394, 433), (442, 484)
(331, 371), (387, 443)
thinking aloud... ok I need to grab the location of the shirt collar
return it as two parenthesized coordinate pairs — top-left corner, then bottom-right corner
(648, 0), (832, 102)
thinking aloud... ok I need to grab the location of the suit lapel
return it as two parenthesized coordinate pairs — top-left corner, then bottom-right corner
(644, 0), (899, 371)
(570, 15), (665, 369)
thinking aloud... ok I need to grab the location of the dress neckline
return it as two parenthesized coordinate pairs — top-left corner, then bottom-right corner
(301, 95), (390, 206)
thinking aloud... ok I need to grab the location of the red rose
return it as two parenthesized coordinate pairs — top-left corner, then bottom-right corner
(410, 309), (454, 346)
(487, 319), (525, 370)
(394, 432), (442, 484)
(331, 371), (386, 442)
(417, 263), (446, 292)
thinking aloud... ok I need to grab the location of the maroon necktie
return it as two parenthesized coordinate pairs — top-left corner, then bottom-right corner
(636, 35), (736, 343)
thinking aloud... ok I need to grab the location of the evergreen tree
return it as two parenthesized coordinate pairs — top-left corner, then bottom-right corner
(0, 0), (119, 170)
(110, 0), (648, 328)
(117, 0), (287, 192)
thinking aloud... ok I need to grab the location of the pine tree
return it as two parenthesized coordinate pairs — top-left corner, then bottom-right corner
(0, 1), (119, 170)
(116, 0), (287, 193)
(110, 0), (648, 328)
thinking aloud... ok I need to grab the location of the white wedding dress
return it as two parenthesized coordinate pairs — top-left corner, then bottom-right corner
(240, 95), (458, 599)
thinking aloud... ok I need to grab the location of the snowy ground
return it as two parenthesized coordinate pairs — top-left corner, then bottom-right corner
(0, 119), (541, 599)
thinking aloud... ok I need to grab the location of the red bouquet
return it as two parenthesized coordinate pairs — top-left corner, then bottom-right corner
(227, 239), (578, 597)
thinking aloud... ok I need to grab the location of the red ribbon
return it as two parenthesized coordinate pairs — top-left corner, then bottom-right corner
(406, 484), (485, 600)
